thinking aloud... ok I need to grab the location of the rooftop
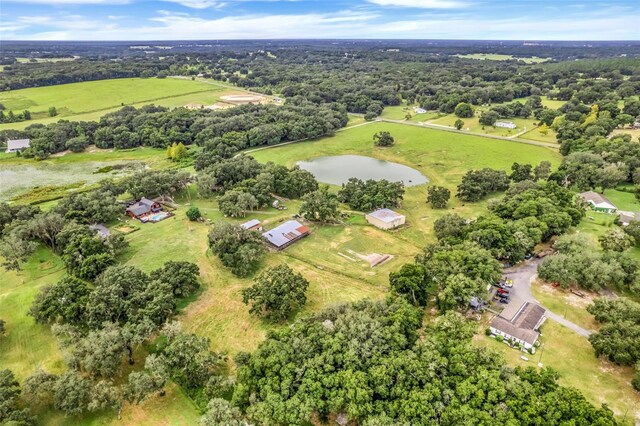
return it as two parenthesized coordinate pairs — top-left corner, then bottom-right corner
(241, 219), (261, 230)
(491, 301), (546, 346)
(263, 220), (309, 248)
(367, 208), (405, 223)
(579, 191), (616, 209)
(6, 139), (31, 150)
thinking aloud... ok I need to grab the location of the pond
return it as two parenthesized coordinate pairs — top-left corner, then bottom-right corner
(0, 161), (145, 201)
(296, 155), (428, 187)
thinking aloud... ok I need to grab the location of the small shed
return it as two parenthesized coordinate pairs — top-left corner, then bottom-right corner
(240, 219), (262, 231)
(365, 208), (406, 230)
(618, 211), (640, 226)
(5, 138), (31, 153)
(495, 121), (517, 129)
(89, 224), (110, 238)
(263, 220), (309, 249)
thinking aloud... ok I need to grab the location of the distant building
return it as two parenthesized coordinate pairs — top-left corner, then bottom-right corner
(413, 107), (427, 114)
(494, 121), (517, 129)
(618, 211), (640, 226)
(89, 224), (110, 239)
(263, 220), (310, 249)
(240, 219), (262, 231)
(5, 138), (30, 153)
(184, 102), (202, 110)
(365, 208), (406, 230)
(579, 191), (617, 214)
(490, 302), (546, 351)
(126, 197), (162, 219)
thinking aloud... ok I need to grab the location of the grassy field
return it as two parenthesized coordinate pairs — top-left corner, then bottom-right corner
(0, 123), (614, 425)
(475, 319), (640, 423)
(0, 78), (234, 130)
(455, 53), (551, 63)
(391, 96), (565, 141)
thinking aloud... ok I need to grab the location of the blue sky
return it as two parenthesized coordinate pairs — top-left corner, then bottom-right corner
(1, 0), (638, 41)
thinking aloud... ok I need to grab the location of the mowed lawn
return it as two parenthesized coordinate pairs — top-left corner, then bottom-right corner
(0, 77), (230, 130)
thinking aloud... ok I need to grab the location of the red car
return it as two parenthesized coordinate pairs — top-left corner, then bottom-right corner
(497, 288), (510, 295)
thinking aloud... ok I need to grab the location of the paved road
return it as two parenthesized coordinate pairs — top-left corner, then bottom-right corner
(503, 259), (593, 338)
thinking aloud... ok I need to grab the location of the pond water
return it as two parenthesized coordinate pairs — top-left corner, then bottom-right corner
(296, 155), (428, 187)
(0, 161), (145, 201)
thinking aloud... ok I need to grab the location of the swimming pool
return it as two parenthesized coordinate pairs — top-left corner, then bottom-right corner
(144, 212), (170, 222)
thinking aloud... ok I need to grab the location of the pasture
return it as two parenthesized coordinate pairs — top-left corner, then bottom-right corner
(0, 77), (234, 130)
(7, 123), (624, 425)
(455, 53), (551, 63)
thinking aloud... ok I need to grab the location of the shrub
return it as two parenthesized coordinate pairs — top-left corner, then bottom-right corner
(186, 207), (201, 221)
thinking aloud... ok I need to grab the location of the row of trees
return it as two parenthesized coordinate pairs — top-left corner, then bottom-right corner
(1, 101), (348, 159)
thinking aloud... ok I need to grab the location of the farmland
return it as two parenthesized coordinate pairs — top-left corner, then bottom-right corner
(0, 123), (568, 423)
(0, 77), (239, 130)
(455, 53), (552, 63)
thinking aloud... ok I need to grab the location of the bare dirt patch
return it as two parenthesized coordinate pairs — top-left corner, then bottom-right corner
(220, 94), (266, 104)
(346, 249), (393, 267)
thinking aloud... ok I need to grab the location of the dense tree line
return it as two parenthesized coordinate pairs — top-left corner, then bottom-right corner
(587, 298), (640, 366)
(538, 234), (639, 294)
(232, 298), (617, 425)
(0, 101), (347, 159)
(0, 58), (174, 91)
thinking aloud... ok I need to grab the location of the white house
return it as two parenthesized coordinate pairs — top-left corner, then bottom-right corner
(490, 302), (546, 351)
(579, 191), (618, 214)
(494, 121), (517, 129)
(365, 208), (406, 230)
(5, 138), (30, 153)
(413, 107), (427, 114)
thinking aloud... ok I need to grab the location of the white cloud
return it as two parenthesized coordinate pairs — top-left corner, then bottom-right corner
(1, 4), (638, 41)
(367, 0), (468, 8)
(160, 0), (226, 9)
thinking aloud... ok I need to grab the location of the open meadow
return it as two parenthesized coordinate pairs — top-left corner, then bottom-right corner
(0, 77), (241, 130)
(454, 53), (552, 63)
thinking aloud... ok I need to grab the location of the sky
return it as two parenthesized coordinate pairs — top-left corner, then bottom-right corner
(1, 0), (639, 41)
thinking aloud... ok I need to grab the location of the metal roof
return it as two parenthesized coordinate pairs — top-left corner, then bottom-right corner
(6, 139), (31, 150)
(263, 220), (309, 247)
(367, 208), (404, 223)
(241, 219), (261, 230)
(580, 191), (617, 210)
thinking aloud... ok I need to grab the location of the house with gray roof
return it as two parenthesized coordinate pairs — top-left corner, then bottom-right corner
(5, 138), (30, 153)
(263, 220), (309, 249)
(618, 211), (640, 226)
(579, 191), (617, 214)
(240, 219), (262, 231)
(490, 302), (546, 351)
(126, 197), (161, 219)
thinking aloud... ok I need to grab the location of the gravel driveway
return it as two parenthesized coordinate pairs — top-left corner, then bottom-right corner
(503, 259), (593, 338)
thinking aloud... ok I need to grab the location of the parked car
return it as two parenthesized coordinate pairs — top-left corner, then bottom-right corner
(497, 288), (510, 295)
(504, 279), (513, 288)
(499, 298), (509, 304)
(524, 253), (533, 260)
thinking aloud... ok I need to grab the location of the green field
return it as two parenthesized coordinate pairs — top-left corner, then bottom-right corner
(0, 77), (234, 130)
(7, 122), (634, 424)
(455, 53), (551, 63)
